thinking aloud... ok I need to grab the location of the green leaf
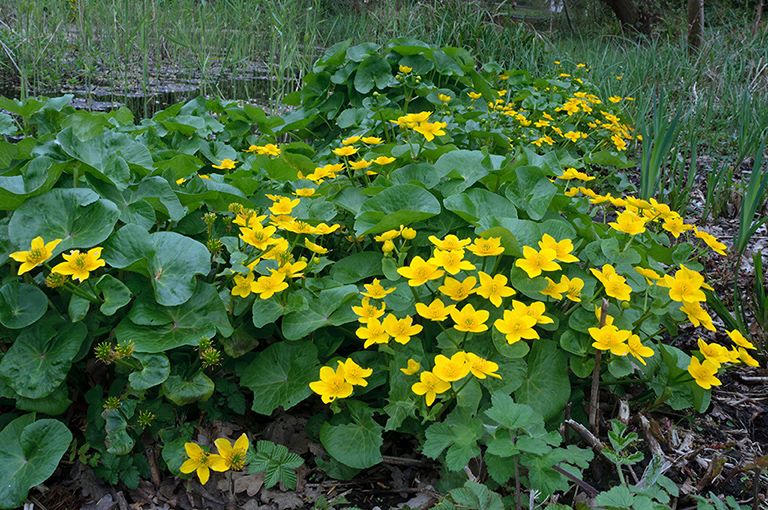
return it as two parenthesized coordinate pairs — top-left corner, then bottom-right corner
(0, 321), (87, 399)
(102, 223), (154, 274)
(354, 184), (441, 236)
(162, 372), (215, 406)
(444, 188), (517, 225)
(449, 482), (503, 510)
(319, 402), (383, 469)
(148, 232), (210, 306)
(128, 353), (170, 390)
(281, 286), (358, 340)
(505, 165), (557, 221)
(514, 340), (570, 421)
(57, 127), (153, 189)
(96, 275), (132, 315)
(240, 340), (319, 415)
(354, 55), (393, 94)
(0, 157), (66, 210)
(8, 188), (119, 255)
(595, 485), (635, 509)
(116, 282), (232, 353)
(102, 409), (134, 455)
(15, 383), (72, 416)
(0, 415), (73, 509)
(422, 411), (483, 471)
(484, 392), (538, 431)
(330, 252), (385, 284)
(0, 282), (47, 329)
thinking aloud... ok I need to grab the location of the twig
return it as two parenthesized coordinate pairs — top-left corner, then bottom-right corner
(564, 419), (604, 453)
(146, 447), (162, 487)
(551, 464), (598, 498)
(589, 298), (609, 436)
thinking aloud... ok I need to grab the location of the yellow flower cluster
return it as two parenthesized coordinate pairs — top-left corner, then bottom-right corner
(309, 359), (372, 403)
(410, 351), (500, 406)
(181, 434), (249, 485)
(391, 111), (447, 142)
(10, 236), (106, 283)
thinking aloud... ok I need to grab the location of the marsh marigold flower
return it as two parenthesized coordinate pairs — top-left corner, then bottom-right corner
(10, 236), (62, 275)
(687, 357), (721, 389)
(338, 358), (372, 386)
(361, 278), (396, 299)
(476, 271), (516, 307)
(465, 352), (501, 379)
(429, 234), (471, 251)
(383, 314), (422, 344)
(180, 443), (225, 484)
(214, 434), (249, 471)
(252, 271), (288, 299)
(212, 159), (238, 170)
(515, 246), (561, 278)
(398, 256), (444, 286)
(430, 248), (475, 275)
(467, 237), (504, 257)
(450, 303), (489, 333)
(412, 371), (451, 406)
(232, 272), (257, 298)
(401, 359), (421, 375)
(589, 325), (630, 355)
(494, 310), (538, 344)
(432, 353), (471, 382)
(415, 298), (456, 321)
(627, 335), (654, 365)
(352, 297), (386, 323)
(52, 247), (106, 282)
(439, 276), (477, 301)
(357, 317), (390, 348)
(728, 329), (756, 350)
(310, 365), (354, 403)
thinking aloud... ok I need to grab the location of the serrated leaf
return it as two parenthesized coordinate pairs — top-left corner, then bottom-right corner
(422, 412), (483, 471)
(319, 403), (383, 469)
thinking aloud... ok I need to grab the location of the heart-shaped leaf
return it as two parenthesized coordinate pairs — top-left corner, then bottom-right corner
(128, 353), (170, 390)
(162, 372), (215, 406)
(0, 282), (47, 329)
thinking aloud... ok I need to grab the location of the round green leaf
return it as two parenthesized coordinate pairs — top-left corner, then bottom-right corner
(128, 353), (171, 390)
(8, 188), (119, 255)
(240, 340), (319, 415)
(354, 184), (441, 236)
(149, 232), (211, 307)
(0, 415), (73, 509)
(116, 282), (232, 353)
(0, 282), (47, 329)
(0, 321), (87, 399)
(15, 384), (72, 416)
(162, 372), (215, 406)
(514, 340), (570, 421)
(0, 157), (66, 211)
(319, 403), (383, 469)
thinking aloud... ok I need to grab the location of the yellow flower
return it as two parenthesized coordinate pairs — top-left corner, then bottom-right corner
(342, 136), (361, 145)
(356, 317), (390, 348)
(563, 130), (586, 142)
(305, 240), (329, 255)
(609, 209), (648, 235)
(515, 246), (561, 278)
(662, 216), (694, 238)
(432, 352), (471, 382)
(374, 229), (400, 242)
(413, 121), (447, 141)
(333, 146), (358, 157)
(694, 229), (727, 256)
(338, 358), (372, 386)
(737, 347), (759, 367)
(468, 91), (482, 99)
(310, 365), (354, 403)
(612, 134), (627, 151)
(411, 371), (451, 406)
(214, 434), (250, 471)
(450, 303), (489, 333)
(697, 338), (730, 366)
(383, 314), (422, 344)
(373, 156), (396, 165)
(232, 272), (257, 298)
(627, 335), (654, 365)
(687, 356), (721, 389)
(10, 236), (62, 275)
(252, 271), (288, 299)
(467, 237), (504, 257)
(349, 159), (372, 170)
(399, 65), (412, 73)
(476, 271), (516, 307)
(401, 227), (417, 240)
(494, 310), (538, 344)
(562, 275), (584, 302)
(511, 300), (552, 324)
(239, 224), (277, 251)
(180, 443), (225, 484)
(398, 256), (445, 286)
(293, 188), (317, 197)
(634, 267), (661, 285)
(540, 276), (568, 300)
(531, 135), (554, 147)
(51, 247), (106, 282)
(278, 260), (307, 279)
(212, 159), (238, 170)
(728, 329), (756, 350)
(609, 96), (622, 103)
(361, 278), (396, 299)
(415, 298), (456, 322)
(664, 271), (705, 304)
(438, 93), (452, 102)
(401, 359), (421, 375)
(589, 325), (630, 355)
(465, 352), (501, 379)
(352, 297), (386, 323)
(439, 276), (477, 302)
(591, 266), (632, 302)
(429, 234), (471, 251)
(429, 248), (475, 275)
(679, 302), (715, 331)
(269, 197), (301, 215)
(247, 144), (281, 156)
(362, 136), (384, 145)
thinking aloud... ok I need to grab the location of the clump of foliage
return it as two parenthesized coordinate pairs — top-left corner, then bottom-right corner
(0, 38), (757, 509)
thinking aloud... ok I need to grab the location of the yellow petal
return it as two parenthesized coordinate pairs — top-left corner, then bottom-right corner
(234, 433), (249, 453)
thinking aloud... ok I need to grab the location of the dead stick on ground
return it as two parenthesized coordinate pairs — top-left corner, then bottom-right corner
(589, 298), (609, 436)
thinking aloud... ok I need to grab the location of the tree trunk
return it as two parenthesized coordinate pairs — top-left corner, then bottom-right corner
(601, 0), (660, 37)
(687, 0), (704, 50)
